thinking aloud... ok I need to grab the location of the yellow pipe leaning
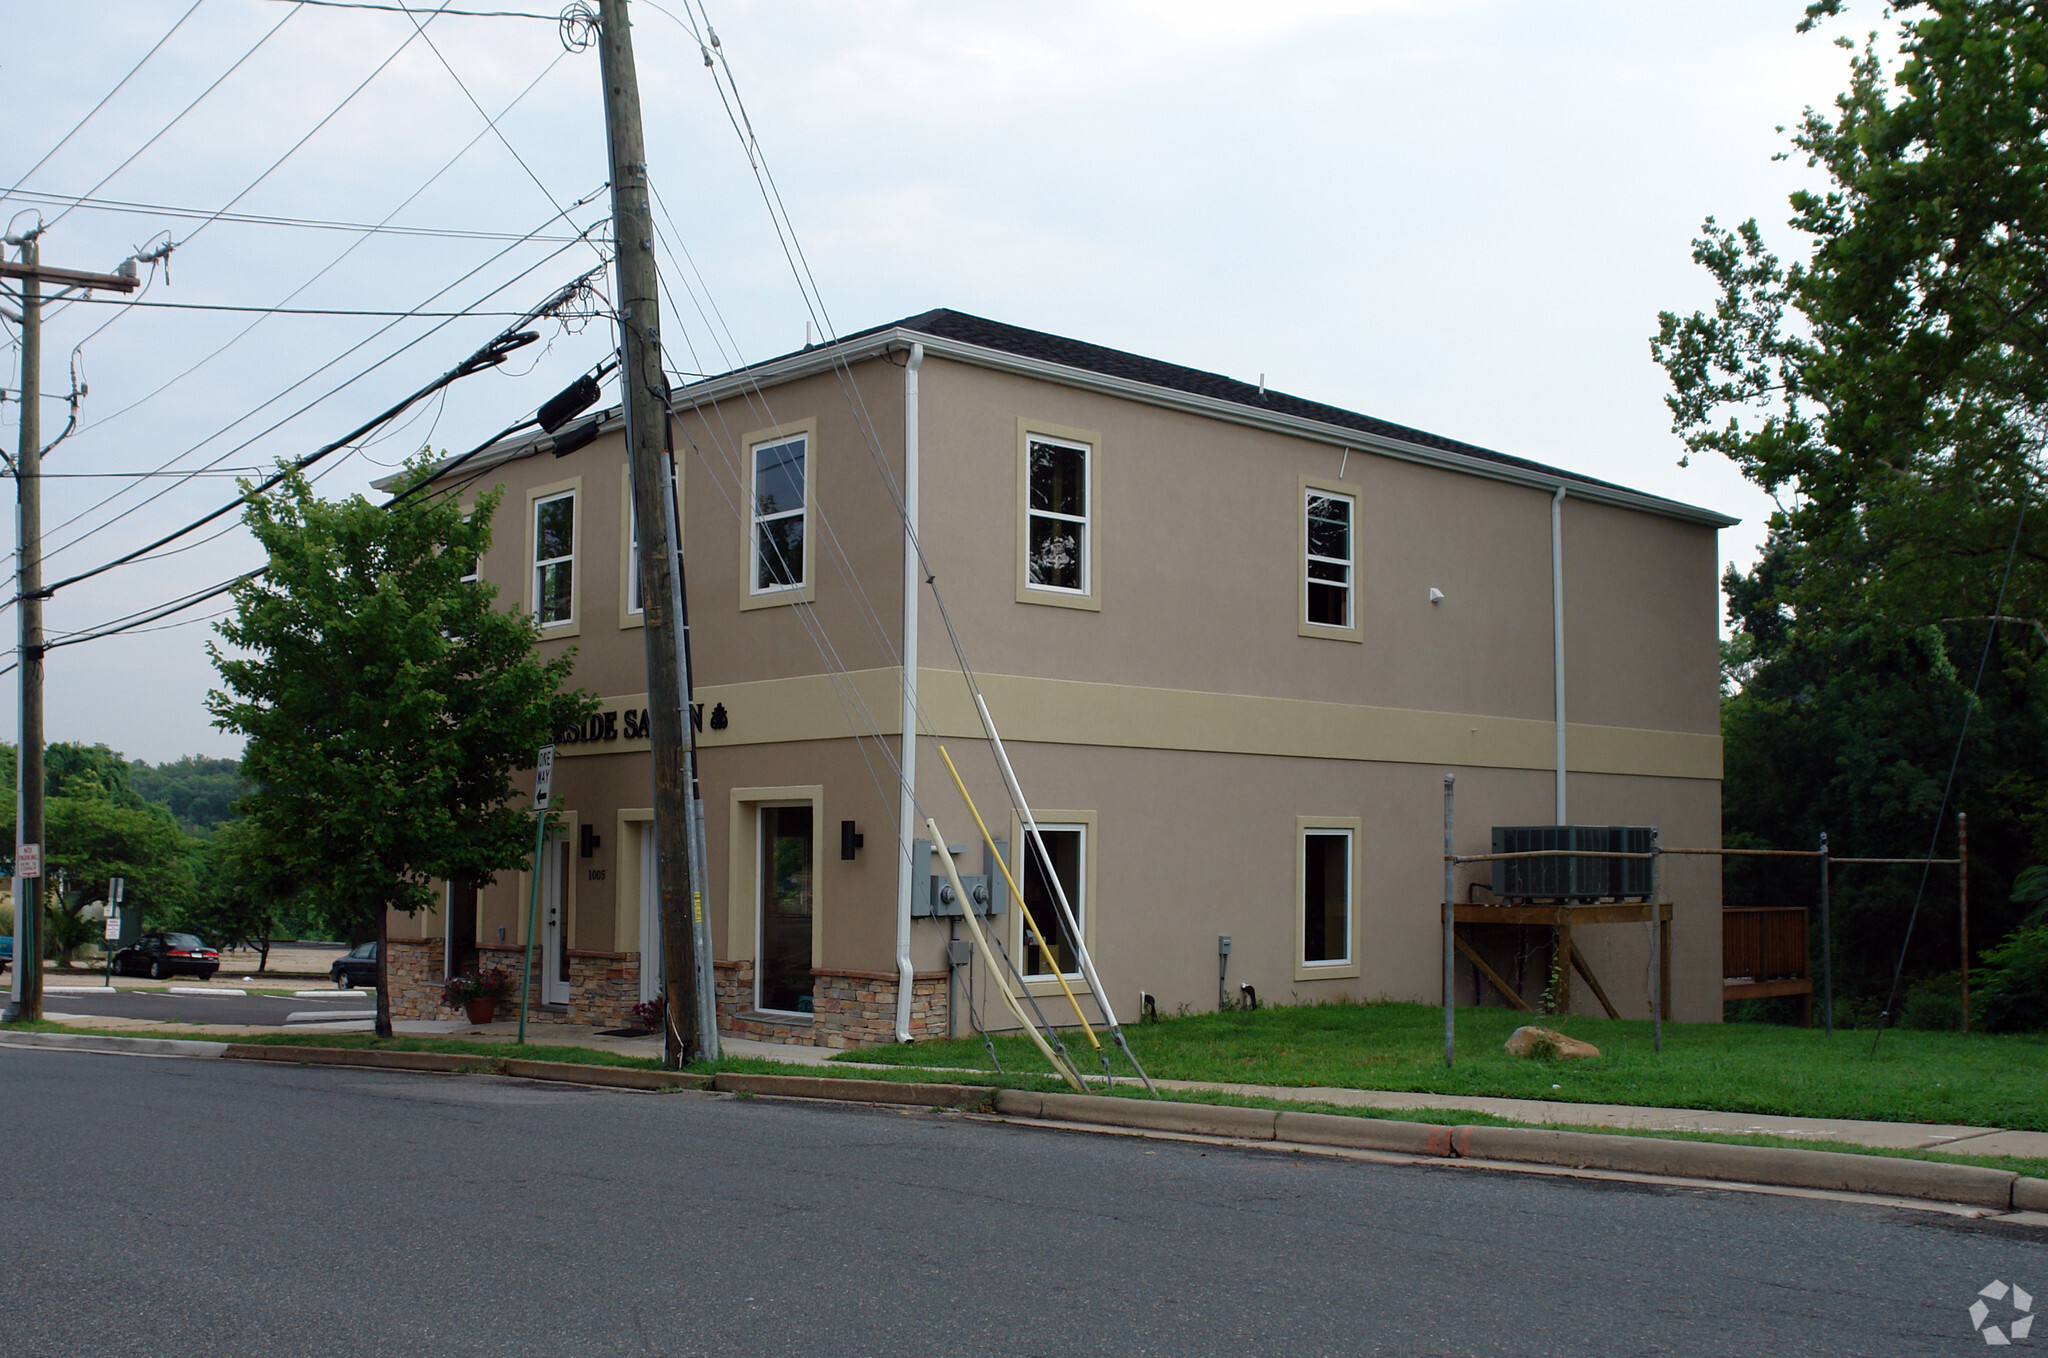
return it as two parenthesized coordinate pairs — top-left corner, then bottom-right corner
(924, 815), (1086, 1093)
(938, 745), (1102, 1052)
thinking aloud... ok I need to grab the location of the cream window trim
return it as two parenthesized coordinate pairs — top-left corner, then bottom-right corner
(621, 455), (685, 630)
(739, 418), (818, 612)
(1009, 809), (1098, 999)
(614, 807), (654, 952)
(1015, 417), (1102, 611)
(725, 784), (825, 969)
(619, 464), (645, 630)
(1299, 473), (1362, 643)
(1294, 814), (1362, 981)
(526, 475), (583, 640)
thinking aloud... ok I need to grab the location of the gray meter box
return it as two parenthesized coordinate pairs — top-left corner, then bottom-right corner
(910, 838), (1008, 917)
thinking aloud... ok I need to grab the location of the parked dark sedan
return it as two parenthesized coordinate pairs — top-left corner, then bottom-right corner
(330, 942), (378, 989)
(111, 932), (220, 981)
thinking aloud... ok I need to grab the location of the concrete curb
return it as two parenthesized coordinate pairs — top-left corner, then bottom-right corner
(1004, 1089), (2036, 1211)
(223, 1044), (711, 1091)
(0, 1030), (231, 1059)
(712, 1072), (994, 1108)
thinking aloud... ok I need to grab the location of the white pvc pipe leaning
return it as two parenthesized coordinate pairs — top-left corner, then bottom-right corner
(1551, 485), (1567, 825)
(893, 343), (924, 1042)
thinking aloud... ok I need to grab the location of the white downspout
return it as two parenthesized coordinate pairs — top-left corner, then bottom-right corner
(1551, 485), (1567, 825)
(893, 342), (924, 1042)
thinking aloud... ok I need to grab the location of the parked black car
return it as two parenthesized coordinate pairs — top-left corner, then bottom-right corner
(330, 942), (378, 989)
(111, 932), (220, 981)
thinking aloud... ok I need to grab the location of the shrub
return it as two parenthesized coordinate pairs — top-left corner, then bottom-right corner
(1899, 972), (1962, 1031)
(1976, 925), (2048, 1033)
(630, 995), (665, 1031)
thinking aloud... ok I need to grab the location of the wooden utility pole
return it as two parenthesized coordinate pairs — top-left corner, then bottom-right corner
(1, 238), (137, 1023)
(596, 0), (715, 1065)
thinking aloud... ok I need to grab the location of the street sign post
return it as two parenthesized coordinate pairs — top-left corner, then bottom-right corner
(103, 909), (119, 988)
(518, 746), (556, 1043)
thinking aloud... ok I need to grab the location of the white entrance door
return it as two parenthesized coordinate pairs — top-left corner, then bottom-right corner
(638, 824), (662, 1004)
(540, 836), (572, 1005)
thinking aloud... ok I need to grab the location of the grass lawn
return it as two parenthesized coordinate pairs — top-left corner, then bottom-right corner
(836, 1000), (2048, 1133)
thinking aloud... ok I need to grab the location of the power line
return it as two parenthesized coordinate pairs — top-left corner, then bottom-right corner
(39, 3), (305, 235)
(61, 54), (583, 451)
(40, 192), (603, 562)
(45, 297), (550, 318)
(0, 0), (210, 205)
(39, 354), (615, 649)
(265, 0), (557, 15)
(2, 189), (582, 242)
(33, 264), (599, 599)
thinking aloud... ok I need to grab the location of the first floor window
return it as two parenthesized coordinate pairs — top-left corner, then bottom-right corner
(1305, 488), (1353, 628)
(534, 491), (575, 626)
(1026, 436), (1089, 593)
(1302, 829), (1351, 966)
(752, 434), (807, 592)
(1022, 826), (1085, 978)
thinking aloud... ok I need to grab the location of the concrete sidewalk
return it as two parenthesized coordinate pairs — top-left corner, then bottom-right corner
(30, 1010), (2048, 1159)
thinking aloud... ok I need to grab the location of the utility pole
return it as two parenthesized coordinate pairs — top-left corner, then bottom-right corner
(0, 238), (138, 1023)
(596, 0), (715, 1065)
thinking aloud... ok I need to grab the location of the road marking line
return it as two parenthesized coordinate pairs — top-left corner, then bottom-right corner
(170, 987), (246, 996)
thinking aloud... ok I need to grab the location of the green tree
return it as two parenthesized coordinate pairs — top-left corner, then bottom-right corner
(1655, 1), (2048, 1019)
(129, 756), (248, 834)
(183, 815), (306, 970)
(209, 456), (594, 1036)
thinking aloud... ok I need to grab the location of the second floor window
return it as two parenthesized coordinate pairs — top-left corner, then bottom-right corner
(1305, 489), (1354, 628)
(534, 491), (575, 627)
(1027, 436), (1089, 593)
(751, 434), (807, 592)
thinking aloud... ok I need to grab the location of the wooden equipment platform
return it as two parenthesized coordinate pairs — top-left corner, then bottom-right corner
(1451, 900), (1672, 1020)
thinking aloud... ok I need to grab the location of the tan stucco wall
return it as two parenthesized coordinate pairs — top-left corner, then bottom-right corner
(417, 341), (1727, 1025)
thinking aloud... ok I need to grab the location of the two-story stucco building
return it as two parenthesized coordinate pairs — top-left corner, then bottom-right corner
(378, 309), (1733, 1046)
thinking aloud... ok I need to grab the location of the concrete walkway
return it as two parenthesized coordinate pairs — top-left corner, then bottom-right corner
(32, 1010), (2048, 1159)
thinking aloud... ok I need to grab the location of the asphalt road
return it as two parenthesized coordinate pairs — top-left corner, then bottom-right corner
(40, 989), (372, 1026)
(3, 1047), (2043, 1357)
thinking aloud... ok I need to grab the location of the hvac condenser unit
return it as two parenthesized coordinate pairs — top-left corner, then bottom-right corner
(1490, 825), (1653, 901)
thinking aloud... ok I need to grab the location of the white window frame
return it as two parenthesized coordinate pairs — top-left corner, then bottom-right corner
(531, 488), (577, 631)
(1011, 811), (1097, 995)
(1298, 474), (1362, 643)
(750, 435), (808, 595)
(1024, 436), (1090, 597)
(456, 511), (479, 586)
(738, 422), (817, 610)
(1015, 419), (1102, 611)
(1295, 816), (1362, 981)
(1304, 488), (1354, 628)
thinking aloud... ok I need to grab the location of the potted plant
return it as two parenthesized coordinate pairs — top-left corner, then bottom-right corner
(442, 967), (514, 1024)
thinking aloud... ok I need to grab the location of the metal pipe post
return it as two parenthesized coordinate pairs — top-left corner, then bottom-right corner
(517, 807), (546, 1044)
(1819, 830), (1832, 1036)
(1649, 827), (1662, 1054)
(1442, 774), (1455, 1068)
(9, 239), (41, 1023)
(1958, 812), (1969, 1035)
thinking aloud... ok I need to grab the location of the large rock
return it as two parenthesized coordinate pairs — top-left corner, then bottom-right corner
(1503, 1025), (1601, 1060)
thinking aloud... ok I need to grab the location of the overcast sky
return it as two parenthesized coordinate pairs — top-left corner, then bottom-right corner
(3, 0), (1867, 764)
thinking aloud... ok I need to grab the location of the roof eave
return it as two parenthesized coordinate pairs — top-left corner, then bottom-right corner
(669, 327), (1740, 530)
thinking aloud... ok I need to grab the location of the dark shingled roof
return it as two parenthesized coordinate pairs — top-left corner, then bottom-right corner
(840, 308), (1638, 497)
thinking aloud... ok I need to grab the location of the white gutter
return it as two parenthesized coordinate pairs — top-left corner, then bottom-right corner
(893, 342), (924, 1042)
(1551, 485), (1567, 825)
